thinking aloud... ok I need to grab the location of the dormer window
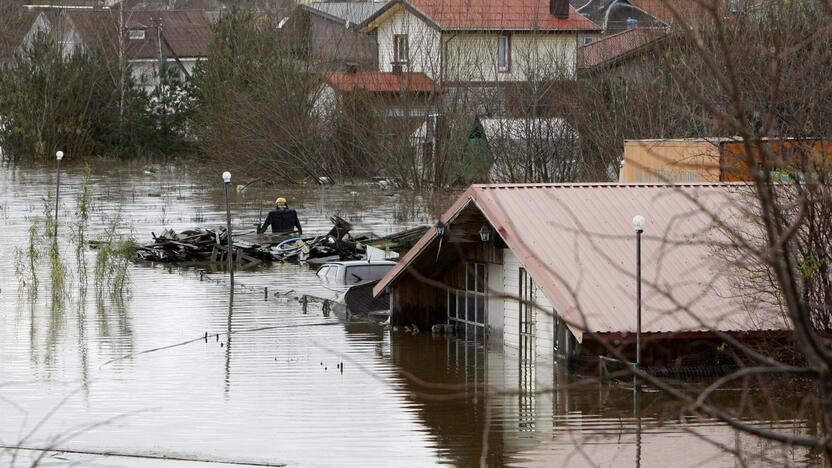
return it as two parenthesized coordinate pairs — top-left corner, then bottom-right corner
(128, 29), (146, 40)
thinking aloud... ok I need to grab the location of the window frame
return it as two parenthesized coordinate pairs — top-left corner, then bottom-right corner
(393, 34), (409, 64)
(497, 33), (511, 73)
(447, 262), (487, 332)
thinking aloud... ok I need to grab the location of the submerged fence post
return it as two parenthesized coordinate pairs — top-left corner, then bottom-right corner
(222, 171), (234, 289)
(54, 151), (64, 238)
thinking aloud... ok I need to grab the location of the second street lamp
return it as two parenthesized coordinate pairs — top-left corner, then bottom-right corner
(632, 214), (646, 392)
(223, 171), (234, 287)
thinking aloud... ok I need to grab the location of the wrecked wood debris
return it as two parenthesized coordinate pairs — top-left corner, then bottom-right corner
(126, 216), (428, 268)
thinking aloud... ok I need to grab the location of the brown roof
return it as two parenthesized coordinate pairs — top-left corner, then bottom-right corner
(325, 71), (435, 93)
(362, 0), (599, 32)
(65, 9), (213, 59)
(578, 27), (667, 69)
(375, 183), (787, 341)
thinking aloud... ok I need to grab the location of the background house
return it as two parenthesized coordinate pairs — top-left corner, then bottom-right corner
(30, 8), (213, 91)
(314, 69), (436, 118)
(357, 0), (599, 91)
(280, 1), (387, 71)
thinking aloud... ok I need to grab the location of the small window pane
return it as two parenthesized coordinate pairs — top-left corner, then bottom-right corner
(498, 35), (510, 71)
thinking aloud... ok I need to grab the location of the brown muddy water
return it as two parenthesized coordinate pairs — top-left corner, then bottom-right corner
(0, 162), (820, 467)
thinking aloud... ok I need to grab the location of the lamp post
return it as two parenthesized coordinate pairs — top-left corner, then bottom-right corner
(632, 214), (645, 392)
(54, 151), (64, 238)
(223, 171), (233, 287)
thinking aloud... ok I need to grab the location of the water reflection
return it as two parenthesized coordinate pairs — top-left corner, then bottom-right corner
(383, 330), (818, 467)
(225, 289), (233, 399)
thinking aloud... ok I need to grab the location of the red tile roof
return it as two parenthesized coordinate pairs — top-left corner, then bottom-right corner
(375, 183), (787, 340)
(578, 27), (667, 69)
(325, 71), (435, 93)
(364, 0), (600, 31)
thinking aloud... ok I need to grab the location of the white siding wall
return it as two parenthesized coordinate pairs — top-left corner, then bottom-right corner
(503, 249), (521, 349)
(486, 255), (505, 340)
(376, 9), (441, 80)
(502, 249), (558, 358)
(444, 32), (577, 82)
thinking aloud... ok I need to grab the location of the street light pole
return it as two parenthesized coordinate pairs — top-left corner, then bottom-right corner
(54, 151), (64, 238)
(632, 215), (645, 392)
(223, 171), (233, 287)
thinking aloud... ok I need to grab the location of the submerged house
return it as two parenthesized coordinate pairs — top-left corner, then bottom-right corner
(373, 183), (787, 367)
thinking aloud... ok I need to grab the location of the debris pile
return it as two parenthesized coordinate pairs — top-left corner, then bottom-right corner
(132, 216), (428, 268)
(135, 228), (274, 267)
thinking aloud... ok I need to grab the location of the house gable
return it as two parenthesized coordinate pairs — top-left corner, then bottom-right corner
(375, 7), (442, 80)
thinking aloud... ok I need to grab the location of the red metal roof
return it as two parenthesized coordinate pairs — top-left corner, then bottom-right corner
(325, 71), (435, 93)
(364, 0), (600, 31)
(578, 27), (667, 69)
(375, 183), (788, 341)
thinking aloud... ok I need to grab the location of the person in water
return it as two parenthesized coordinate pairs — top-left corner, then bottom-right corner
(259, 197), (302, 234)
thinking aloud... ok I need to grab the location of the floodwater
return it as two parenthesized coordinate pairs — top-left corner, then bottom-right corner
(0, 162), (820, 467)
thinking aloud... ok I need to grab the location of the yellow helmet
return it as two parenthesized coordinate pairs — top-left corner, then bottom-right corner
(275, 197), (287, 206)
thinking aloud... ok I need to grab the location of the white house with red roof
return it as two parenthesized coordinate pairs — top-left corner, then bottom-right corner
(357, 0), (599, 85)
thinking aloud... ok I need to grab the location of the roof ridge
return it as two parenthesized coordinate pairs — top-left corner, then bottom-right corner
(472, 182), (745, 189)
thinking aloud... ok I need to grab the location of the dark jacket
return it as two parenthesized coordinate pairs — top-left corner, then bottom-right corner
(260, 207), (302, 234)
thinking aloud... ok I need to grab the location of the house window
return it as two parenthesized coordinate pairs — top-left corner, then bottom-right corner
(128, 29), (146, 40)
(498, 34), (511, 73)
(448, 263), (487, 336)
(393, 34), (409, 63)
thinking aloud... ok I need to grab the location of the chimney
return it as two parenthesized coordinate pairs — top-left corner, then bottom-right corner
(346, 62), (358, 74)
(550, 0), (569, 19)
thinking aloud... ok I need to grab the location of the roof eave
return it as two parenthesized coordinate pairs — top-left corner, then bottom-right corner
(372, 190), (478, 297)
